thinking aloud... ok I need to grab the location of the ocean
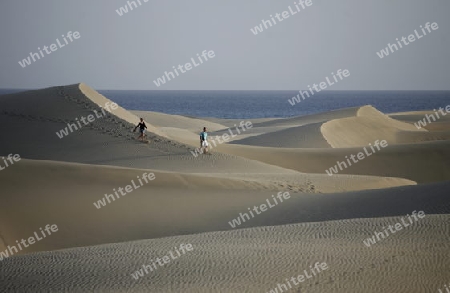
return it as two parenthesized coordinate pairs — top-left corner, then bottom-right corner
(2, 89), (450, 119)
(98, 90), (450, 119)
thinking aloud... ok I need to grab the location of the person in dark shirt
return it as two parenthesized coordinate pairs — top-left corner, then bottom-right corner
(133, 118), (147, 141)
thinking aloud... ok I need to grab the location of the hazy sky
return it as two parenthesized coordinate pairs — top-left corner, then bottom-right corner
(0, 0), (449, 90)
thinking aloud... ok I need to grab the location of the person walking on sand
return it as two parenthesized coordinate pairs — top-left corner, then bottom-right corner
(133, 118), (147, 141)
(200, 127), (209, 154)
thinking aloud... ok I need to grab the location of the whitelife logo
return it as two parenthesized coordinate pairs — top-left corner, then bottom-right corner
(266, 262), (329, 293)
(376, 22), (439, 59)
(228, 192), (290, 228)
(93, 172), (156, 209)
(250, 0), (313, 35)
(0, 224), (59, 261)
(190, 121), (253, 157)
(153, 50), (215, 87)
(0, 154), (21, 172)
(288, 69), (350, 106)
(414, 105), (450, 129)
(363, 211), (426, 247)
(325, 139), (388, 176)
(18, 31), (81, 68)
(131, 243), (194, 280)
(55, 102), (118, 139)
(115, 0), (149, 16)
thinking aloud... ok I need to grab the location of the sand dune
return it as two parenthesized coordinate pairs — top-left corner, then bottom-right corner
(252, 106), (360, 128)
(201, 172), (416, 193)
(0, 159), (422, 255)
(132, 110), (227, 132)
(1, 84), (416, 187)
(230, 122), (332, 148)
(423, 121), (450, 131)
(217, 140), (450, 183)
(321, 106), (426, 148)
(79, 84), (166, 137)
(390, 111), (450, 131)
(201, 116), (280, 127)
(2, 215), (449, 292)
(1, 84), (449, 293)
(0, 159), (287, 254)
(396, 129), (450, 143)
(200, 104), (450, 183)
(387, 111), (450, 140)
(390, 110), (450, 122)
(0, 84), (299, 175)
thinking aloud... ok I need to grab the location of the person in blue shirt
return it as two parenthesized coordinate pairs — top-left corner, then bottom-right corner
(200, 127), (209, 154)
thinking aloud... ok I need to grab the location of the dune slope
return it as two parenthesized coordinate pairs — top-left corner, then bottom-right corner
(0, 159), (446, 255)
(1, 215), (449, 293)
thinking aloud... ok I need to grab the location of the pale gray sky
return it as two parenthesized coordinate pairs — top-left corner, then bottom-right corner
(0, 0), (448, 90)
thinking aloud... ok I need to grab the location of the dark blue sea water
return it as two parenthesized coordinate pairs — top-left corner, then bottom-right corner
(2, 89), (450, 119)
(99, 90), (450, 119)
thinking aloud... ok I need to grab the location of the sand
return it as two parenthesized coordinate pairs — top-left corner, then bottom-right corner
(0, 84), (449, 293)
(2, 215), (449, 293)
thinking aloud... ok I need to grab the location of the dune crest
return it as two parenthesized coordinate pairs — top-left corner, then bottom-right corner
(78, 83), (166, 137)
(321, 105), (426, 148)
